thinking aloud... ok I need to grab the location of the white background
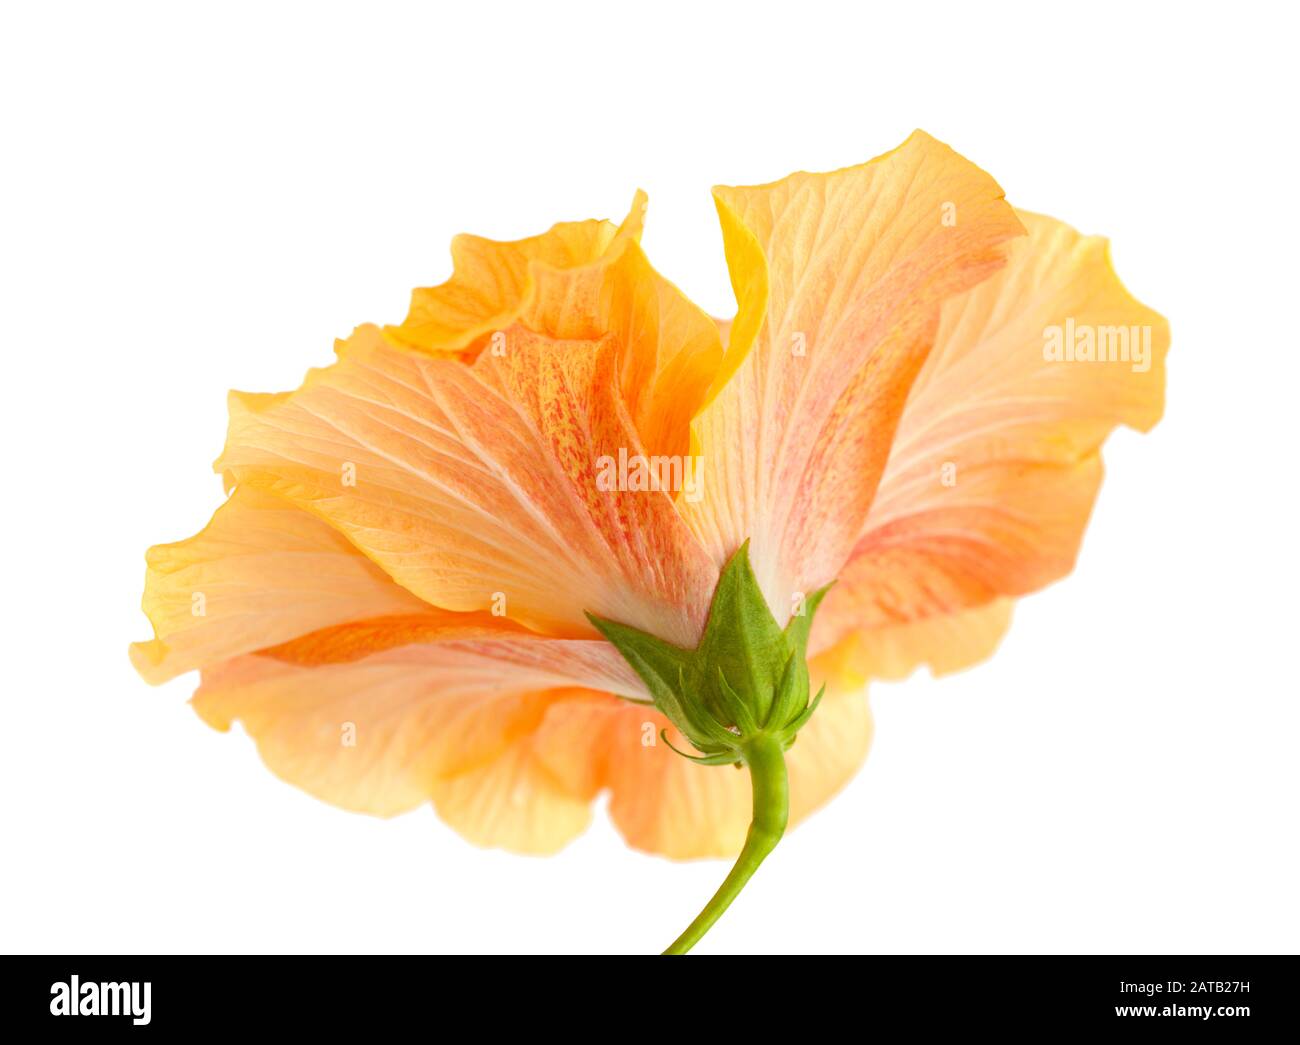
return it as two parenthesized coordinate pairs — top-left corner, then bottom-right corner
(2, 1), (1296, 954)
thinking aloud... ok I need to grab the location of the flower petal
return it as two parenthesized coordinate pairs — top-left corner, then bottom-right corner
(384, 197), (643, 355)
(814, 210), (1168, 671)
(480, 202), (724, 462)
(601, 240), (724, 461)
(189, 602), (864, 857)
(216, 323), (718, 646)
(429, 739), (593, 855)
(192, 633), (646, 841)
(812, 598), (1014, 687)
(684, 131), (1024, 619)
(130, 485), (429, 684)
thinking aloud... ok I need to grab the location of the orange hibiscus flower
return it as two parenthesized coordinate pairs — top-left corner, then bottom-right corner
(131, 131), (1167, 952)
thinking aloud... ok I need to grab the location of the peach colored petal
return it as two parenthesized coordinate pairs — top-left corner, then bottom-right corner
(192, 634), (646, 838)
(683, 131), (1025, 620)
(814, 210), (1168, 670)
(513, 193), (645, 340)
(430, 739), (593, 855)
(524, 692), (619, 802)
(191, 603), (867, 857)
(533, 689), (873, 859)
(600, 241), (724, 462)
(130, 486), (429, 684)
(812, 598), (1014, 688)
(215, 323), (718, 647)
(495, 204), (724, 463)
(383, 199), (641, 355)
(818, 456), (1103, 649)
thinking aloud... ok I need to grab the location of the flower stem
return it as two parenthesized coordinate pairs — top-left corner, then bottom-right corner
(662, 733), (789, 955)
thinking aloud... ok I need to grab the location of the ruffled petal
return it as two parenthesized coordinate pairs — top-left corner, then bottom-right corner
(467, 197), (724, 462)
(429, 739), (593, 855)
(684, 131), (1025, 619)
(600, 240), (724, 461)
(193, 599), (868, 858)
(384, 199), (640, 355)
(216, 323), (718, 646)
(130, 486), (429, 684)
(812, 598), (1014, 687)
(815, 210), (1168, 672)
(192, 632), (646, 852)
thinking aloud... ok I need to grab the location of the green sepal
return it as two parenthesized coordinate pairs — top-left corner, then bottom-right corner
(765, 651), (807, 732)
(781, 682), (825, 741)
(691, 540), (789, 727)
(716, 668), (759, 736)
(582, 611), (691, 707)
(588, 542), (832, 763)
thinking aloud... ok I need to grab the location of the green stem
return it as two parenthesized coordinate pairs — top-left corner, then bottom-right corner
(662, 733), (789, 955)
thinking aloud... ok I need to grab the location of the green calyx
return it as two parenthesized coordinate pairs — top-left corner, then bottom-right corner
(587, 540), (829, 765)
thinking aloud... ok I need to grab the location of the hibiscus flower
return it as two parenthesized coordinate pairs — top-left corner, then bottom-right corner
(132, 131), (1167, 953)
